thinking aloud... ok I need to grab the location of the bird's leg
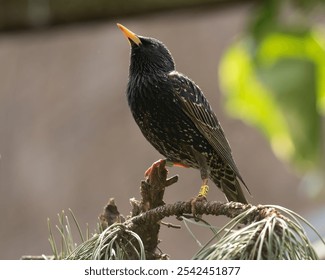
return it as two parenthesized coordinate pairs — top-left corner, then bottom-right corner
(198, 178), (209, 197)
(191, 185), (208, 219)
(189, 147), (210, 199)
(191, 169), (209, 216)
(182, 147), (210, 216)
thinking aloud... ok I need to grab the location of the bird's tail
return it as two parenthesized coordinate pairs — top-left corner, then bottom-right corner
(222, 178), (248, 204)
(211, 175), (248, 204)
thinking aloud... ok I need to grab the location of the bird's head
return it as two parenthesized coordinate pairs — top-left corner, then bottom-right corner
(117, 24), (175, 76)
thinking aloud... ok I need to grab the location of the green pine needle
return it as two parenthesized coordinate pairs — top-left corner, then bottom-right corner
(192, 205), (323, 260)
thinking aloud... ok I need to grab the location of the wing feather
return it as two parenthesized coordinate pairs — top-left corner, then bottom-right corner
(168, 71), (246, 186)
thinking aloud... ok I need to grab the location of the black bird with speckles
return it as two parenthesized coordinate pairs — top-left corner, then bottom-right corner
(117, 24), (250, 204)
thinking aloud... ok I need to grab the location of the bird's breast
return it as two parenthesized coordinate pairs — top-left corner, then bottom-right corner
(126, 76), (210, 167)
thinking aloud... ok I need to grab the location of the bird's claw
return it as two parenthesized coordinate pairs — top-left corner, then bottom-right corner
(190, 194), (207, 220)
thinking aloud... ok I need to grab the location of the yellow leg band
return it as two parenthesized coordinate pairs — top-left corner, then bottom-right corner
(198, 185), (209, 197)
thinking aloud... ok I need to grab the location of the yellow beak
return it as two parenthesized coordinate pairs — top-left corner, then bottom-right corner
(117, 23), (142, 46)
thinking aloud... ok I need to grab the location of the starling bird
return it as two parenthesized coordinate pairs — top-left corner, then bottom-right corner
(117, 23), (250, 203)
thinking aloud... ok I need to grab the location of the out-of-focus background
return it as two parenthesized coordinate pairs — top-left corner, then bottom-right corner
(0, 0), (325, 259)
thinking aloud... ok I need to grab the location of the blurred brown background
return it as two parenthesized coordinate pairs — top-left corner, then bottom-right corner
(0, 1), (324, 259)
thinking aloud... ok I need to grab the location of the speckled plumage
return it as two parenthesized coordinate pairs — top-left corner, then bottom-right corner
(118, 24), (249, 203)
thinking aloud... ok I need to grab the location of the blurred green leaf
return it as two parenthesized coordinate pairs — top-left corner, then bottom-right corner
(219, 29), (325, 170)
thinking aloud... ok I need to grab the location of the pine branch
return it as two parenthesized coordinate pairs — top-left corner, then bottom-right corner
(25, 159), (322, 260)
(97, 159), (322, 260)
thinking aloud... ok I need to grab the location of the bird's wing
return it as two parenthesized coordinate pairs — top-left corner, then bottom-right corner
(168, 71), (245, 185)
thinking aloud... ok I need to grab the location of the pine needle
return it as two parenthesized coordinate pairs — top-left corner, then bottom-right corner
(192, 205), (323, 260)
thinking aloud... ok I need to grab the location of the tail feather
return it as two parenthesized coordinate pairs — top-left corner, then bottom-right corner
(209, 162), (250, 204)
(220, 178), (248, 204)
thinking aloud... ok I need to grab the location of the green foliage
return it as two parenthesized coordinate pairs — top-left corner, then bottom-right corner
(193, 205), (322, 260)
(66, 224), (145, 260)
(48, 210), (145, 260)
(48, 207), (323, 260)
(48, 209), (90, 259)
(219, 0), (325, 171)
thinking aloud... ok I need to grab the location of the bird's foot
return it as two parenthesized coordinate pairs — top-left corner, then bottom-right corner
(144, 159), (167, 177)
(189, 184), (209, 219)
(190, 194), (207, 219)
